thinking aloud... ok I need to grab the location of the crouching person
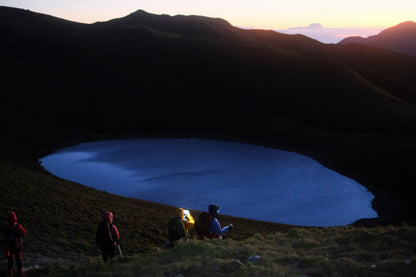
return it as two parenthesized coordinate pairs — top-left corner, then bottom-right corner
(4, 211), (26, 276)
(208, 204), (233, 239)
(166, 208), (194, 247)
(95, 211), (120, 262)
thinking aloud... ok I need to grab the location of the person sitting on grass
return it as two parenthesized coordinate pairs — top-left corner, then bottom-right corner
(166, 208), (190, 247)
(208, 204), (233, 239)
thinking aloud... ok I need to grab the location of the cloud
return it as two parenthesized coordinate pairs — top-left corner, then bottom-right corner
(276, 24), (384, 44)
(307, 23), (323, 29)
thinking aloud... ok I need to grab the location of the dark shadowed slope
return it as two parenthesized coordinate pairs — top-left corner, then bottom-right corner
(1, 6), (416, 225)
(2, 6), (416, 141)
(339, 21), (416, 57)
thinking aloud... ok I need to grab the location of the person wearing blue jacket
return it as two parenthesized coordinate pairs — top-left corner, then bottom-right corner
(208, 204), (233, 239)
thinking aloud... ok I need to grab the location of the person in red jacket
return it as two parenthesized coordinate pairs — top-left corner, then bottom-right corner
(95, 211), (120, 262)
(4, 211), (27, 276)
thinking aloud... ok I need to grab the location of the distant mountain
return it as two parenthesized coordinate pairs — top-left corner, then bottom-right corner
(101, 9), (325, 53)
(1, 6), (416, 142)
(104, 9), (236, 40)
(339, 21), (416, 56)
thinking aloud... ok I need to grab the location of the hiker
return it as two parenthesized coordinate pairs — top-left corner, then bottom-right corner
(208, 204), (233, 239)
(4, 211), (27, 276)
(95, 211), (120, 262)
(182, 209), (195, 235)
(167, 208), (194, 247)
(195, 204), (233, 239)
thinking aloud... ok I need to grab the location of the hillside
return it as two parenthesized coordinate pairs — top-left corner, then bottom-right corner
(2, 6), (416, 141)
(1, 6), (416, 274)
(49, 226), (416, 276)
(0, 153), (293, 272)
(1, 3), (416, 219)
(339, 21), (416, 57)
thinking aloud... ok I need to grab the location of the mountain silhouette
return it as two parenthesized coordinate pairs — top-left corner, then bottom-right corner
(1, 6), (416, 222)
(2, 6), (415, 138)
(339, 21), (416, 56)
(104, 9), (237, 40)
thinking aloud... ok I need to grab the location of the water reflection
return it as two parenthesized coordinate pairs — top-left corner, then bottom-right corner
(40, 138), (377, 226)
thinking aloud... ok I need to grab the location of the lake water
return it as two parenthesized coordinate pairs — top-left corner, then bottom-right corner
(40, 138), (377, 226)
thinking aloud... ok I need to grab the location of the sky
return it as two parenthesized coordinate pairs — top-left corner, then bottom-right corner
(1, 0), (415, 43)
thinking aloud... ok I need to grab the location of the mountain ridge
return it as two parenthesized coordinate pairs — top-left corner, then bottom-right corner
(1, 6), (416, 139)
(339, 20), (416, 56)
(102, 9), (236, 40)
(1, 7), (416, 131)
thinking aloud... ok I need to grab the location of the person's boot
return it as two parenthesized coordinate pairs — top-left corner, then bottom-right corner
(18, 267), (24, 276)
(7, 267), (13, 276)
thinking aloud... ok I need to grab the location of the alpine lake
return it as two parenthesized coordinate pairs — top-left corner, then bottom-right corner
(40, 138), (377, 226)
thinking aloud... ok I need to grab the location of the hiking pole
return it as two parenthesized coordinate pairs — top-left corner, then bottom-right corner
(117, 244), (123, 256)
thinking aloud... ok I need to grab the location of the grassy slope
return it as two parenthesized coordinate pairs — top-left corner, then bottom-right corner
(40, 226), (416, 276)
(0, 143), (293, 272)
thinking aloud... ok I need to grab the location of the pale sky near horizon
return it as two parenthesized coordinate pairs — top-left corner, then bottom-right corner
(1, 0), (415, 43)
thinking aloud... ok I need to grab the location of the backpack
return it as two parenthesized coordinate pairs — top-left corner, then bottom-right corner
(194, 212), (213, 239)
(167, 217), (185, 242)
(6, 224), (24, 253)
(95, 221), (112, 249)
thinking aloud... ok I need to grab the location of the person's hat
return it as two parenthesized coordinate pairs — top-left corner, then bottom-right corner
(103, 211), (113, 224)
(7, 211), (17, 225)
(208, 204), (220, 215)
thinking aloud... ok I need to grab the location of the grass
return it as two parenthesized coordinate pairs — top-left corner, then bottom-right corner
(46, 225), (416, 277)
(1, 139), (415, 276)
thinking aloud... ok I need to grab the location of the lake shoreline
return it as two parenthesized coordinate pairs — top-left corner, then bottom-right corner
(40, 137), (377, 227)
(30, 128), (410, 226)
